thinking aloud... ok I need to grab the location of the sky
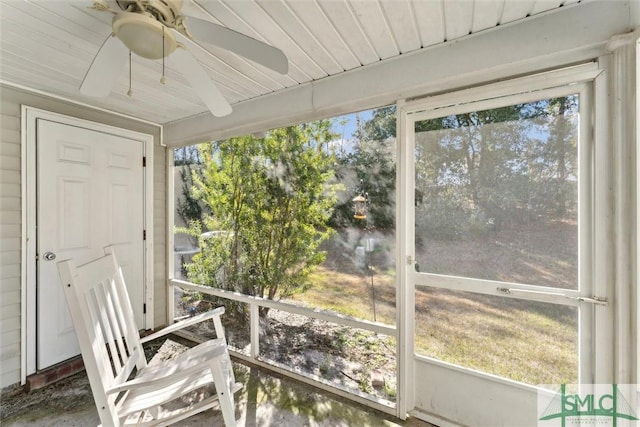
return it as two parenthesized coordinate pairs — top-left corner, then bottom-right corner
(331, 109), (374, 140)
(326, 109), (374, 154)
(174, 108), (377, 161)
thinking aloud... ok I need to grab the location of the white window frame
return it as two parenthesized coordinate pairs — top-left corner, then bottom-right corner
(395, 62), (613, 421)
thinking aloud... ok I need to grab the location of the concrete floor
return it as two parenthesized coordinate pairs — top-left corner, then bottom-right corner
(1, 338), (434, 427)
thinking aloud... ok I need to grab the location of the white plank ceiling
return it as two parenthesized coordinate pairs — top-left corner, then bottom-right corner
(0, 0), (582, 124)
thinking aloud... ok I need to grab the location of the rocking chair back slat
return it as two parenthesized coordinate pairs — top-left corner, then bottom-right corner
(85, 286), (118, 386)
(83, 259), (147, 382)
(83, 286), (117, 384)
(94, 284), (124, 373)
(105, 247), (145, 355)
(101, 282), (128, 370)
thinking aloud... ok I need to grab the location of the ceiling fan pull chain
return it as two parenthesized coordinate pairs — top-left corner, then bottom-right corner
(80, 0), (287, 116)
(127, 50), (133, 97)
(160, 25), (166, 85)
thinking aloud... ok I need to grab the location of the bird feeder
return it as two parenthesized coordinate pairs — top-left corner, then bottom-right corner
(353, 194), (367, 220)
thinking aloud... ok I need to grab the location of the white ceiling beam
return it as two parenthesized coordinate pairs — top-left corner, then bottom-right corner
(165, 0), (635, 147)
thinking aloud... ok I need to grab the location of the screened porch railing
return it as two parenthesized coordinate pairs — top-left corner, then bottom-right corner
(167, 278), (397, 415)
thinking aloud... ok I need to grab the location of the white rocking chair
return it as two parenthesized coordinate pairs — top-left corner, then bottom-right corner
(57, 246), (241, 427)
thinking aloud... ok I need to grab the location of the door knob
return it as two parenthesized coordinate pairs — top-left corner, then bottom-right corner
(43, 252), (56, 261)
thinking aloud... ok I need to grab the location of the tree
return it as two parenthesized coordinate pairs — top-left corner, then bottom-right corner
(185, 121), (341, 317)
(412, 96), (578, 239)
(329, 97), (578, 238)
(331, 106), (397, 229)
(174, 145), (207, 228)
(531, 96), (578, 217)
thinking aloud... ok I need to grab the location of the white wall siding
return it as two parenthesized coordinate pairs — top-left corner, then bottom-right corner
(0, 85), (166, 389)
(0, 105), (22, 387)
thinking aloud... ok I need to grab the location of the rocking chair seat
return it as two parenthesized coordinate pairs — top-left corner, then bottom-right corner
(115, 339), (237, 418)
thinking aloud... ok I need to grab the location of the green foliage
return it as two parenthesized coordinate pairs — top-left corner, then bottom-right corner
(174, 145), (208, 234)
(174, 145), (202, 165)
(185, 122), (341, 317)
(176, 164), (206, 227)
(415, 190), (479, 241)
(331, 107), (397, 230)
(358, 105), (397, 142)
(336, 97), (578, 239)
(413, 96), (579, 239)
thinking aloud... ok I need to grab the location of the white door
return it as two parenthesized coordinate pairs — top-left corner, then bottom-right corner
(400, 76), (611, 425)
(36, 118), (145, 369)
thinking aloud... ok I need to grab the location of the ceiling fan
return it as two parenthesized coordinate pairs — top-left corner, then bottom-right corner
(82, 0), (289, 117)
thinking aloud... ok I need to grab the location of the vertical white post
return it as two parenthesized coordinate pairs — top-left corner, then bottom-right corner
(143, 135), (155, 330)
(593, 56), (615, 384)
(395, 100), (416, 419)
(167, 149), (175, 325)
(578, 83), (595, 384)
(250, 303), (260, 359)
(20, 106), (33, 384)
(636, 36), (640, 389)
(607, 31), (638, 384)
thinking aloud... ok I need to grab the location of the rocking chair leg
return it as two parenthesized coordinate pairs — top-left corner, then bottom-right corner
(209, 361), (236, 427)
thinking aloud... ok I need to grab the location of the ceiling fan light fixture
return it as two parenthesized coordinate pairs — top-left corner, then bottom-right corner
(84, 1), (289, 117)
(113, 12), (176, 60)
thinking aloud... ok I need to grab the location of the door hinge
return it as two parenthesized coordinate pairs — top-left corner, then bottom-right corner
(142, 156), (146, 167)
(143, 230), (146, 240)
(143, 303), (147, 314)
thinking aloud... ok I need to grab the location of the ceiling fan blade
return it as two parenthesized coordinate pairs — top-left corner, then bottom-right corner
(185, 17), (289, 75)
(169, 46), (232, 117)
(80, 33), (129, 97)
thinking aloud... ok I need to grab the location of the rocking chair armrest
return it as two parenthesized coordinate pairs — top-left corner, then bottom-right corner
(140, 306), (226, 344)
(106, 339), (228, 395)
(106, 361), (206, 395)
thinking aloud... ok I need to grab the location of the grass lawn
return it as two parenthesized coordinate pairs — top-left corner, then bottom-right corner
(291, 221), (579, 387)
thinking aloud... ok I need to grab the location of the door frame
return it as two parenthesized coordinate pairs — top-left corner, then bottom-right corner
(20, 106), (154, 380)
(396, 62), (613, 425)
